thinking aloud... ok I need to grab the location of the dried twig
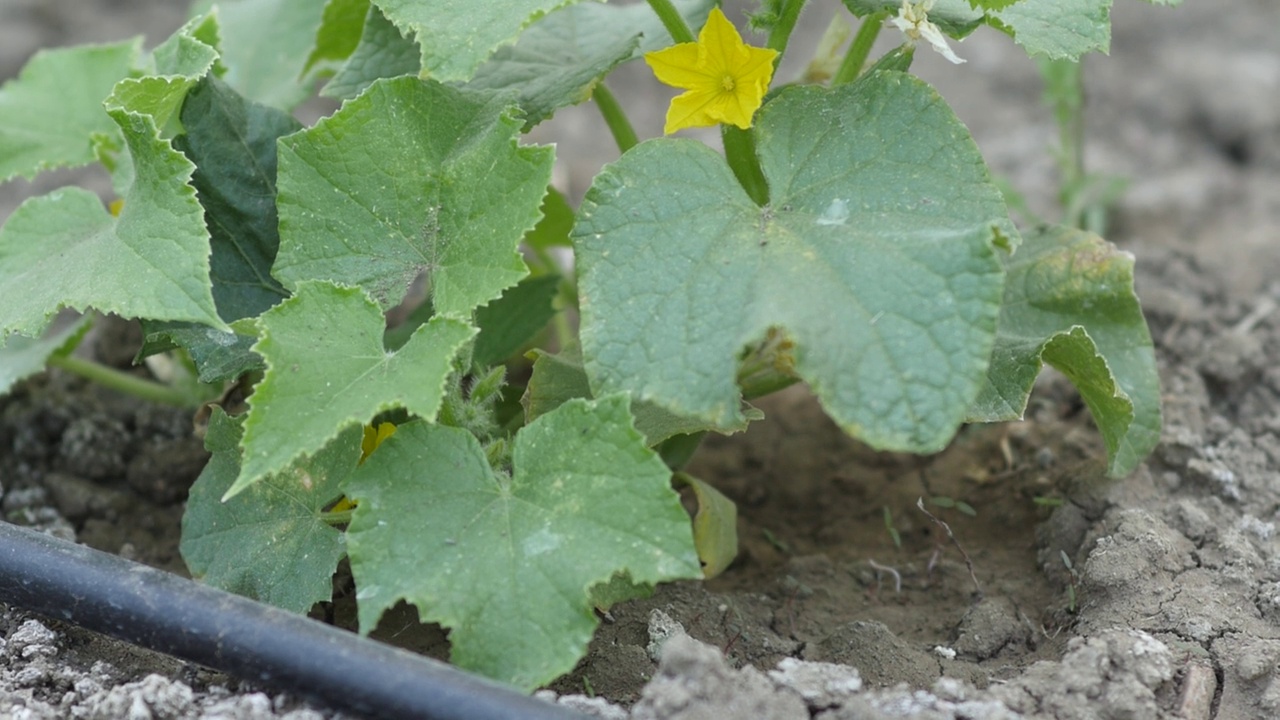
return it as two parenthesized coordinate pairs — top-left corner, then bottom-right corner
(916, 497), (982, 597)
(1232, 290), (1278, 335)
(867, 559), (902, 594)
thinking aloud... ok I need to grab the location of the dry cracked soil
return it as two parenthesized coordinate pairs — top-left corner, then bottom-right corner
(2, 0), (1279, 718)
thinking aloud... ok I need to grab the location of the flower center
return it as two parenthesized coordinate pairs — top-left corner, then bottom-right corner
(720, 75), (736, 92)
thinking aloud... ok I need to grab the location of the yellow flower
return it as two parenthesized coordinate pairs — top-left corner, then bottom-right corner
(360, 422), (397, 464)
(328, 422), (399, 514)
(644, 7), (779, 135)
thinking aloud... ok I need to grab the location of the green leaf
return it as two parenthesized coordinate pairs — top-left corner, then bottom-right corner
(177, 76), (297, 321)
(966, 225), (1159, 478)
(523, 349), (756, 446)
(382, 297), (435, 352)
(304, 0), (372, 77)
(106, 76), (215, 140)
(673, 472), (738, 579)
(137, 76), (300, 383)
(147, 13), (222, 78)
(524, 187), (574, 251)
(0, 110), (226, 341)
(137, 323), (263, 384)
(321, 3), (421, 100)
(587, 572), (655, 612)
(845, 0), (1113, 61)
(467, 15), (634, 131)
(575, 73), (1013, 454)
(181, 408), (356, 614)
(0, 317), (91, 395)
(101, 15), (223, 136)
(990, 0), (1111, 60)
(195, 0), (327, 109)
(344, 395), (701, 689)
(227, 281), (474, 499)
(0, 39), (141, 182)
(472, 274), (560, 367)
(465, 0), (714, 130)
(274, 76), (553, 315)
(373, 0), (596, 83)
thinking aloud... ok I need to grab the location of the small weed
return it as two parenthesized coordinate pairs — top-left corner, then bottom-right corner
(882, 505), (902, 549)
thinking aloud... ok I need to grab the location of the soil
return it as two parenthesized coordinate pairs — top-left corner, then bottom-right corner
(3, 1), (1280, 719)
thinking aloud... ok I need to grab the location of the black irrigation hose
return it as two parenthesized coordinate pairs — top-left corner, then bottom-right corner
(0, 522), (587, 720)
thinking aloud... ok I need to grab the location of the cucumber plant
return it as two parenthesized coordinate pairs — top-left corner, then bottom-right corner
(0, 0), (1171, 690)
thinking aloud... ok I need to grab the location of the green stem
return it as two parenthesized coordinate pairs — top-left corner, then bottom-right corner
(592, 83), (638, 154)
(1039, 56), (1115, 232)
(721, 125), (769, 206)
(832, 11), (886, 86)
(48, 354), (195, 407)
(765, 0), (807, 59)
(319, 509), (353, 527)
(1046, 58), (1087, 227)
(646, 0), (696, 44)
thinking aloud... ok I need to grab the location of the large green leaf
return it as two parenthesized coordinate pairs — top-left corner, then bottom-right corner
(0, 40), (141, 182)
(192, 0), (326, 109)
(181, 408), (356, 614)
(109, 14), (222, 132)
(227, 281), (474, 499)
(178, 75), (297, 320)
(372, 0), (594, 83)
(137, 76), (301, 383)
(967, 225), (1159, 477)
(89, 15), (222, 197)
(844, 0), (1111, 60)
(466, 0), (714, 129)
(990, 0), (1111, 59)
(344, 395), (701, 689)
(273, 76), (553, 316)
(0, 109), (225, 341)
(575, 72), (1014, 454)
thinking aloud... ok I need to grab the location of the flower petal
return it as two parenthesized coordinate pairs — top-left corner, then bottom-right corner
(700, 7), (751, 74)
(919, 21), (966, 64)
(664, 89), (723, 134)
(644, 42), (707, 91)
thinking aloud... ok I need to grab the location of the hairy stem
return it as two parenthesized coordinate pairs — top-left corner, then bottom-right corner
(721, 125), (769, 207)
(592, 83), (638, 154)
(832, 11), (886, 86)
(646, 0), (696, 44)
(48, 354), (195, 408)
(766, 0), (807, 60)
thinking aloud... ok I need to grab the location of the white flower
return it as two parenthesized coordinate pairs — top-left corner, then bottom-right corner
(890, 0), (966, 65)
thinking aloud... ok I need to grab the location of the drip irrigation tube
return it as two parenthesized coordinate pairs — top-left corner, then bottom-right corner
(0, 522), (587, 720)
